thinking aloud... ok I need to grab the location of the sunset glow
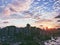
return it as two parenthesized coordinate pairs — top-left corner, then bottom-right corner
(0, 0), (60, 28)
(0, 0), (60, 45)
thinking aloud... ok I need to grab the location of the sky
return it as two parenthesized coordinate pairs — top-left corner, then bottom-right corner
(0, 0), (60, 28)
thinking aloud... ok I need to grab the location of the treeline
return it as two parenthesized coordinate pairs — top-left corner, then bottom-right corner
(0, 24), (60, 45)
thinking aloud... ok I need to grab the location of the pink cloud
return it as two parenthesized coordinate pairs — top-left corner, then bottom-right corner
(2, 0), (34, 16)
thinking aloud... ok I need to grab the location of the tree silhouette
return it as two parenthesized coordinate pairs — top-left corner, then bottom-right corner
(0, 24), (59, 45)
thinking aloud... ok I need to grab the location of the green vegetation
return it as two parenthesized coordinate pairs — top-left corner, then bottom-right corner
(0, 24), (60, 45)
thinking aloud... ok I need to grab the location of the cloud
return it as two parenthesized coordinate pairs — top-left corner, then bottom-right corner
(52, 0), (60, 12)
(57, 20), (60, 22)
(0, 18), (35, 27)
(35, 19), (53, 23)
(0, 0), (34, 20)
(41, 12), (58, 19)
(1, 11), (33, 20)
(2, 0), (34, 16)
(55, 14), (60, 18)
(3, 21), (9, 24)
